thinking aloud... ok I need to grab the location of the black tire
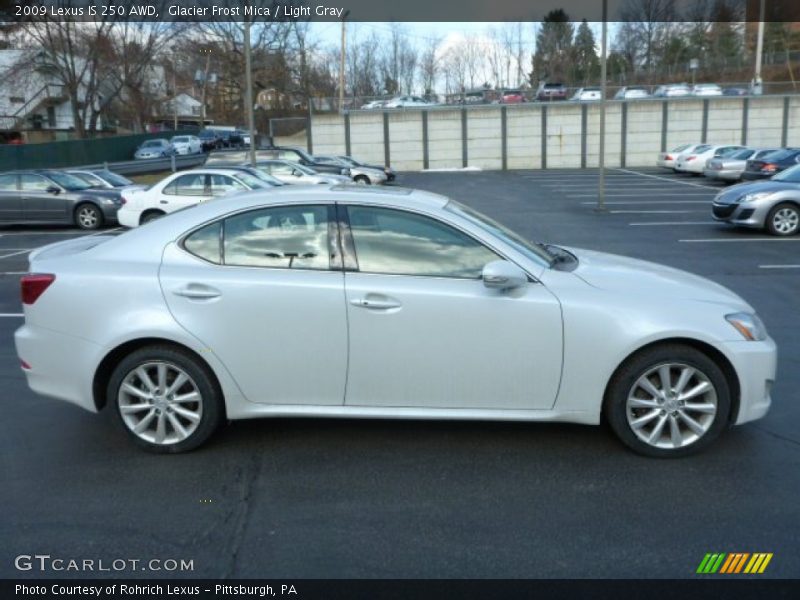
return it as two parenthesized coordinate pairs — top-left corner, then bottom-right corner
(765, 202), (800, 237)
(74, 203), (103, 230)
(140, 210), (164, 225)
(108, 345), (224, 453)
(353, 175), (371, 185)
(604, 344), (731, 458)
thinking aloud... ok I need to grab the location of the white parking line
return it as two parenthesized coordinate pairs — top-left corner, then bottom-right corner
(759, 264), (800, 269)
(615, 168), (720, 190)
(0, 227), (120, 237)
(572, 193), (713, 198)
(0, 249), (34, 259)
(581, 200), (711, 205)
(0, 313), (24, 317)
(679, 238), (800, 243)
(610, 210), (704, 214)
(629, 221), (718, 226)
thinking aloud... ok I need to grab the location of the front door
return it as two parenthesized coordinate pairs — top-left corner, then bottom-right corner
(341, 205), (563, 411)
(0, 174), (22, 222)
(20, 174), (68, 222)
(159, 203), (348, 405)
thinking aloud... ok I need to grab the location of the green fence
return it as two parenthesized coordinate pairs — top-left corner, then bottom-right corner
(0, 130), (199, 171)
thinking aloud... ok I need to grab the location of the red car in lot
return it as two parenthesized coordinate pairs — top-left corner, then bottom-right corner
(500, 89), (526, 104)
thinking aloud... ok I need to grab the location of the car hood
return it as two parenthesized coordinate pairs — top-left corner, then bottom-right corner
(715, 180), (800, 203)
(564, 247), (751, 311)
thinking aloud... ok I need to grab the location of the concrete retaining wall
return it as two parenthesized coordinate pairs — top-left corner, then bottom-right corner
(277, 95), (800, 171)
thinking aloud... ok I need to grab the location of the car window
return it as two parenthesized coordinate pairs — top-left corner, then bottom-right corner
(771, 164), (800, 182)
(184, 222), (222, 264)
(278, 150), (299, 160)
(0, 174), (17, 190)
(19, 174), (52, 191)
(270, 163), (295, 175)
(96, 171), (132, 186)
(164, 173), (207, 196)
(209, 174), (245, 196)
(693, 145), (711, 154)
(729, 149), (754, 159)
(223, 205), (331, 270)
(347, 206), (500, 279)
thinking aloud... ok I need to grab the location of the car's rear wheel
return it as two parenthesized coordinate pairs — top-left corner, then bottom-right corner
(766, 202), (799, 236)
(75, 203), (103, 230)
(140, 210), (165, 225)
(605, 344), (730, 457)
(354, 175), (370, 185)
(108, 345), (224, 453)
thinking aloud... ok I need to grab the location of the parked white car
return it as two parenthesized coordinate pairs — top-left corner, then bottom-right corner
(384, 95), (435, 108)
(15, 186), (776, 456)
(117, 168), (270, 227)
(571, 87), (602, 101)
(653, 84), (691, 98)
(656, 143), (697, 169)
(251, 159), (350, 185)
(314, 155), (388, 184)
(614, 86), (651, 100)
(675, 145), (745, 175)
(170, 135), (203, 155)
(691, 83), (723, 97)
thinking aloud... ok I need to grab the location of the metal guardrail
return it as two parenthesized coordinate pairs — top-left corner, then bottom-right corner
(78, 153), (207, 175)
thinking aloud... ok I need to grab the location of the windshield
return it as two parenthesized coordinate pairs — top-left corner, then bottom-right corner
(771, 164), (800, 182)
(338, 156), (359, 166)
(729, 149), (754, 160)
(289, 162), (316, 175)
(172, 137), (189, 143)
(235, 173), (268, 189)
(245, 169), (284, 186)
(671, 143), (691, 152)
(48, 171), (92, 191)
(446, 201), (553, 267)
(94, 170), (132, 186)
(69, 172), (102, 186)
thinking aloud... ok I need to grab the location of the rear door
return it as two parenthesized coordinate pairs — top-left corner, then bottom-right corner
(159, 173), (213, 212)
(0, 174), (22, 222)
(19, 174), (69, 222)
(160, 203), (348, 405)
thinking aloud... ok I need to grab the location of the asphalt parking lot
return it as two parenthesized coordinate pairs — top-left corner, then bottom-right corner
(1, 168), (798, 579)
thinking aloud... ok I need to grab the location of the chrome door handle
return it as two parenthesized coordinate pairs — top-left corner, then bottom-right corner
(350, 296), (401, 310)
(173, 285), (221, 300)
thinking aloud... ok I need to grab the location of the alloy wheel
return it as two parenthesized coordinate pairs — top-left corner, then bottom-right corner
(626, 362), (718, 450)
(77, 206), (99, 229)
(118, 361), (203, 445)
(772, 207), (799, 235)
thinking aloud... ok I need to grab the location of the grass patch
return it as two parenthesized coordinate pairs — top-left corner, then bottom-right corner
(129, 171), (172, 185)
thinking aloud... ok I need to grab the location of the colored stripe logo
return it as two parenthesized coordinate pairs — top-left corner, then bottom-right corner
(697, 553), (773, 574)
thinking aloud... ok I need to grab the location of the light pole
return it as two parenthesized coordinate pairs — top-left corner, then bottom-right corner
(338, 11), (349, 112)
(596, 0), (608, 213)
(244, 17), (256, 164)
(196, 48), (213, 127)
(753, 0), (765, 95)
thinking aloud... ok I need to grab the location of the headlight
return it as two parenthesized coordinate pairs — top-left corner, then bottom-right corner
(740, 192), (772, 203)
(726, 312), (767, 341)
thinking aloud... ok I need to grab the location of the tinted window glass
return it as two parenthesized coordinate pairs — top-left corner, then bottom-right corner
(19, 174), (51, 191)
(223, 205), (330, 270)
(209, 174), (245, 196)
(348, 206), (499, 278)
(164, 173), (207, 196)
(184, 222), (221, 263)
(0, 174), (16, 190)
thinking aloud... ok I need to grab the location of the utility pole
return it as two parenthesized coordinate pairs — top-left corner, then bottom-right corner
(199, 48), (211, 127)
(244, 17), (256, 164)
(172, 66), (178, 131)
(596, 0), (608, 212)
(753, 0), (765, 95)
(339, 13), (348, 112)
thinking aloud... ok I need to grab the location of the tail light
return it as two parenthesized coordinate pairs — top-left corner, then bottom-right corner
(664, 154), (673, 161)
(762, 163), (777, 172)
(686, 156), (696, 162)
(21, 273), (55, 305)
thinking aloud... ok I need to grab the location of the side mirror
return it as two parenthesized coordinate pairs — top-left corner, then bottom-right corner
(46, 185), (60, 195)
(482, 260), (527, 291)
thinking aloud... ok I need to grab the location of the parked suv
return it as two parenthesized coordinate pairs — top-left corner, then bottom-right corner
(536, 82), (567, 101)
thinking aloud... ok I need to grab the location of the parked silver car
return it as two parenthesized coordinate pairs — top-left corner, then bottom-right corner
(704, 148), (780, 182)
(691, 83), (723, 97)
(250, 159), (350, 185)
(134, 139), (175, 159)
(653, 84), (691, 98)
(712, 164), (800, 235)
(614, 86), (651, 100)
(314, 155), (387, 184)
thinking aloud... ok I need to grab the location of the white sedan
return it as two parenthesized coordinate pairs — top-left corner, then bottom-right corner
(252, 159), (350, 185)
(170, 135), (203, 155)
(15, 187), (776, 456)
(117, 168), (271, 227)
(675, 144), (745, 174)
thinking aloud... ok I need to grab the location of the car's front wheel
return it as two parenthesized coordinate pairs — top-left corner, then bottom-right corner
(75, 203), (103, 230)
(766, 202), (799, 236)
(605, 344), (731, 457)
(354, 175), (370, 185)
(108, 345), (224, 453)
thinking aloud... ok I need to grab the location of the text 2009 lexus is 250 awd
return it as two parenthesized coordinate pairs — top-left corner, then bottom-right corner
(15, 186), (777, 457)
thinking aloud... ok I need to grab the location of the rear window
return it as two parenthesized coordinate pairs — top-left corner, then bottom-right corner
(693, 145), (711, 153)
(172, 137), (189, 143)
(729, 149), (754, 159)
(762, 149), (795, 161)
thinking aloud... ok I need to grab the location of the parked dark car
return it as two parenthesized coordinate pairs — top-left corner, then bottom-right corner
(219, 129), (244, 148)
(268, 146), (351, 176)
(536, 82), (567, 101)
(66, 169), (137, 189)
(723, 87), (749, 96)
(741, 148), (800, 180)
(198, 129), (224, 152)
(0, 170), (122, 229)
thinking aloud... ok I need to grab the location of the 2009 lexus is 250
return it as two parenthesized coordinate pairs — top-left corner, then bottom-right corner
(14, 185), (777, 457)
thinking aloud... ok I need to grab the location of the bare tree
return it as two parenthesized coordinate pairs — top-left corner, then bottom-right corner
(418, 36), (441, 97)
